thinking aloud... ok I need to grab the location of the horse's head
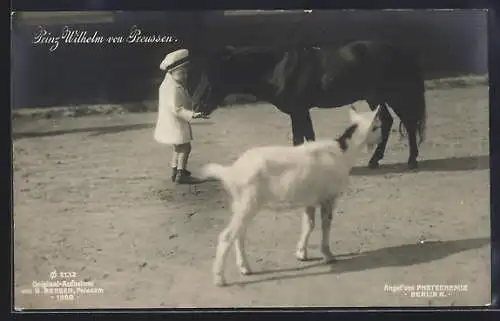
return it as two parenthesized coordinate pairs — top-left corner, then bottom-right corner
(185, 49), (233, 116)
(186, 46), (278, 115)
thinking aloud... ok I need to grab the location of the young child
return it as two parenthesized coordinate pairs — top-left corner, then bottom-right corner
(154, 49), (209, 184)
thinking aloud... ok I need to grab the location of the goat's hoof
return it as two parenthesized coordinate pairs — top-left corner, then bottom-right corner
(295, 250), (308, 261)
(368, 160), (380, 169)
(239, 266), (252, 275)
(214, 275), (227, 287)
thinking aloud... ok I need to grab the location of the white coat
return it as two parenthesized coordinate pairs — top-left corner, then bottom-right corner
(154, 73), (195, 145)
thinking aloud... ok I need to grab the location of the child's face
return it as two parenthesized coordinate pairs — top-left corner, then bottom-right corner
(170, 65), (189, 84)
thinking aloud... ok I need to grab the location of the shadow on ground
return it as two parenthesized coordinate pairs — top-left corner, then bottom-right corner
(230, 237), (490, 287)
(153, 155), (489, 207)
(154, 178), (225, 208)
(351, 155), (489, 175)
(12, 122), (213, 140)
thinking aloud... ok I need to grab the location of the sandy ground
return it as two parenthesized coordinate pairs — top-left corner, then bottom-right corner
(12, 85), (490, 309)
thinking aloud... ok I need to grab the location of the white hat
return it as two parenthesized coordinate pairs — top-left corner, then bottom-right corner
(160, 49), (190, 72)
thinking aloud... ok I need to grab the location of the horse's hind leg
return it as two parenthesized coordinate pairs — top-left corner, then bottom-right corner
(387, 98), (420, 169)
(367, 102), (393, 169)
(405, 123), (419, 169)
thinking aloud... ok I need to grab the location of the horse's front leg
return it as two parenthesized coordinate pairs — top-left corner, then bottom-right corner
(302, 109), (316, 142)
(290, 109), (316, 146)
(290, 112), (305, 146)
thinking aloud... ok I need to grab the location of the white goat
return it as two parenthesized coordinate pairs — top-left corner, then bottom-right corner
(201, 105), (382, 286)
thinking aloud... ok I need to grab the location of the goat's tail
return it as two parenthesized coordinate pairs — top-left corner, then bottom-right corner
(200, 163), (230, 182)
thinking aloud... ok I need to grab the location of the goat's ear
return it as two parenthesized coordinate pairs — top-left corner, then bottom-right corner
(349, 105), (358, 121)
(373, 105), (381, 117)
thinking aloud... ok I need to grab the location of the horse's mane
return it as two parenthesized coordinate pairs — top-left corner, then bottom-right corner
(221, 44), (323, 57)
(196, 44), (332, 98)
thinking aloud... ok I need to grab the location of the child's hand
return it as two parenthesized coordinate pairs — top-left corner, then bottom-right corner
(193, 112), (210, 119)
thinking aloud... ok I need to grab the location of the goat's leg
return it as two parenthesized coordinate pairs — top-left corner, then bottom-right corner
(295, 206), (316, 261)
(234, 225), (251, 275)
(213, 198), (256, 286)
(213, 222), (242, 287)
(320, 200), (335, 263)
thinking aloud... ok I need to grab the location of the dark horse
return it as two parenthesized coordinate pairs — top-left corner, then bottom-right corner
(187, 40), (427, 169)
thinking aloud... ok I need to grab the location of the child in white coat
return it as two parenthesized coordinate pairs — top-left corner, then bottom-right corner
(154, 49), (209, 184)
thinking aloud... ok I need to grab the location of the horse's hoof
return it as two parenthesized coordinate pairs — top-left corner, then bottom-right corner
(321, 250), (336, 264)
(407, 161), (419, 170)
(368, 160), (380, 169)
(323, 257), (337, 264)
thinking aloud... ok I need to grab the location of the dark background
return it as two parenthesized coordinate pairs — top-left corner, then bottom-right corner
(11, 10), (488, 109)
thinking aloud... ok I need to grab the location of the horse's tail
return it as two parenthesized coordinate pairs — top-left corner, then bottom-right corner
(415, 86), (427, 145)
(398, 89), (427, 146)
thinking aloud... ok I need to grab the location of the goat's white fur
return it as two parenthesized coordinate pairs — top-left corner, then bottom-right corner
(201, 106), (382, 286)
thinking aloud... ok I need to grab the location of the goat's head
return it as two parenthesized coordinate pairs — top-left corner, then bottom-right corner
(348, 105), (383, 152)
